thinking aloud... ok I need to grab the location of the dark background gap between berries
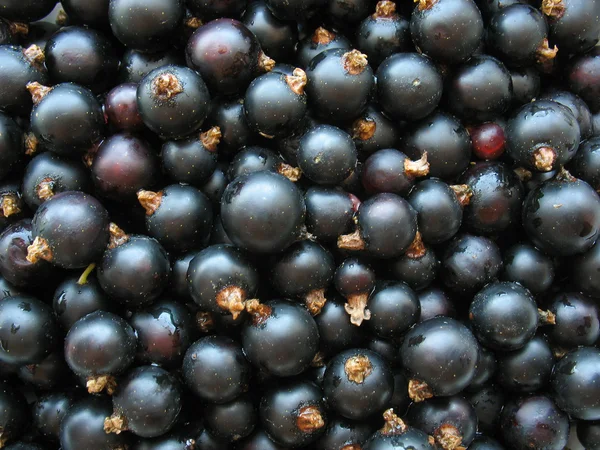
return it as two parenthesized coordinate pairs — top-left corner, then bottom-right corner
(0, 0), (598, 449)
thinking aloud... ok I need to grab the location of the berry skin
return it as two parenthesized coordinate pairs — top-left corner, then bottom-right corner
(203, 394), (257, 443)
(547, 292), (600, 348)
(367, 281), (420, 339)
(362, 149), (429, 195)
(220, 171), (306, 253)
(109, 0), (184, 52)
(0, 113), (23, 182)
(137, 64), (211, 139)
(363, 409), (436, 450)
(571, 240), (600, 298)
(304, 186), (354, 242)
(182, 335), (250, 404)
(400, 317), (480, 400)
(501, 243), (555, 294)
(32, 392), (74, 441)
(323, 348), (394, 420)
(296, 27), (352, 68)
(568, 136), (600, 190)
(104, 83), (144, 132)
(542, 0), (600, 55)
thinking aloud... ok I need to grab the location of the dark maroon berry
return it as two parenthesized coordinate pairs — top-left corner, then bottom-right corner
(221, 171), (306, 253)
(501, 243), (555, 294)
(401, 317), (480, 400)
(305, 48), (374, 122)
(469, 122), (506, 160)
(242, 299), (319, 376)
(260, 379), (326, 447)
(500, 395), (569, 450)
(547, 292), (600, 348)
(105, 365), (182, 438)
(522, 170), (600, 256)
(91, 133), (160, 202)
(0, 294), (58, 365)
(356, 1), (411, 69)
(487, 4), (554, 69)
(44, 26), (118, 93)
(187, 244), (258, 319)
(410, 0), (484, 64)
(64, 311), (137, 395)
(441, 234), (502, 295)
(104, 83), (144, 132)
(22, 152), (91, 211)
(362, 149), (429, 195)
(183, 335), (250, 404)
(542, 0), (600, 55)
(506, 100), (580, 172)
(376, 52), (442, 122)
(0, 44), (47, 116)
(28, 191), (110, 269)
(186, 18), (274, 97)
(338, 193), (417, 259)
(97, 230), (170, 308)
(60, 396), (132, 450)
(242, 1), (298, 62)
(0, 113), (23, 182)
(367, 281), (420, 339)
(566, 48), (600, 113)
(402, 111), (472, 180)
(137, 184), (213, 253)
(137, 64), (211, 139)
(109, 0), (184, 52)
(296, 26), (351, 68)
(406, 395), (477, 449)
(28, 82), (105, 157)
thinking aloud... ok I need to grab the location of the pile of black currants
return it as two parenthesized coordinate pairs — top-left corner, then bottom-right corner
(0, 0), (600, 449)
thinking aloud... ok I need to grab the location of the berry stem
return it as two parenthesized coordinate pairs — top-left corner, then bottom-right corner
(337, 229), (366, 251)
(305, 288), (327, 316)
(406, 231), (427, 259)
(555, 166), (576, 182)
(108, 223), (129, 249)
(450, 184), (473, 207)
(381, 409), (408, 436)
(296, 405), (325, 433)
(352, 118), (376, 141)
(137, 190), (163, 216)
(513, 167), (533, 182)
(408, 378), (434, 402)
(285, 68), (308, 95)
(278, 162), (302, 182)
(8, 21), (28, 36)
(344, 354), (373, 383)
(151, 72), (183, 102)
(216, 286), (248, 320)
(185, 16), (203, 29)
(344, 292), (371, 326)
(26, 82), (52, 104)
(536, 39), (558, 72)
(86, 374), (117, 395)
(311, 351), (326, 367)
(342, 50), (369, 75)
(77, 263), (96, 285)
(532, 146), (557, 172)
(200, 126), (222, 152)
(312, 27), (336, 45)
(404, 152), (430, 178)
(26, 236), (53, 264)
(36, 178), (55, 201)
(245, 299), (272, 325)
(0, 193), (21, 218)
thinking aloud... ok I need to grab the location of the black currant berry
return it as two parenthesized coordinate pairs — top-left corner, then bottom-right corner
(314, 294), (365, 354)
(315, 416), (374, 450)
(410, 0), (484, 64)
(105, 365), (182, 438)
(350, 104), (401, 156)
(578, 420), (600, 450)
(501, 243), (555, 294)
(522, 169), (600, 256)
(206, 98), (254, 156)
(540, 88), (594, 140)
(64, 311), (136, 395)
(242, 299), (319, 377)
(304, 186), (354, 242)
(18, 350), (71, 390)
(27, 191), (110, 269)
(499, 395), (569, 450)
(220, 171), (305, 253)
(203, 393), (256, 443)
(0, 0), (57, 22)
(542, 0), (600, 55)
(548, 292), (600, 348)
(334, 257), (376, 326)
(0, 294), (58, 366)
(376, 52), (442, 122)
(296, 27), (351, 68)
(28, 82), (105, 157)
(104, 83), (144, 132)
(0, 113), (23, 182)
(388, 234), (439, 291)
(187, 244), (258, 319)
(259, 379), (327, 448)
(187, 0), (247, 20)
(400, 317), (480, 400)
(510, 67), (541, 107)
(182, 335), (250, 404)
(367, 281), (420, 339)
(137, 64), (211, 139)
(119, 48), (184, 84)
(566, 48), (600, 113)
(324, 348), (394, 420)
(571, 240), (600, 298)
(363, 409), (436, 450)
(33, 392), (74, 441)
(568, 136), (600, 190)
(417, 287), (456, 322)
(362, 149), (429, 195)
(97, 228), (170, 308)
(305, 48), (374, 122)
